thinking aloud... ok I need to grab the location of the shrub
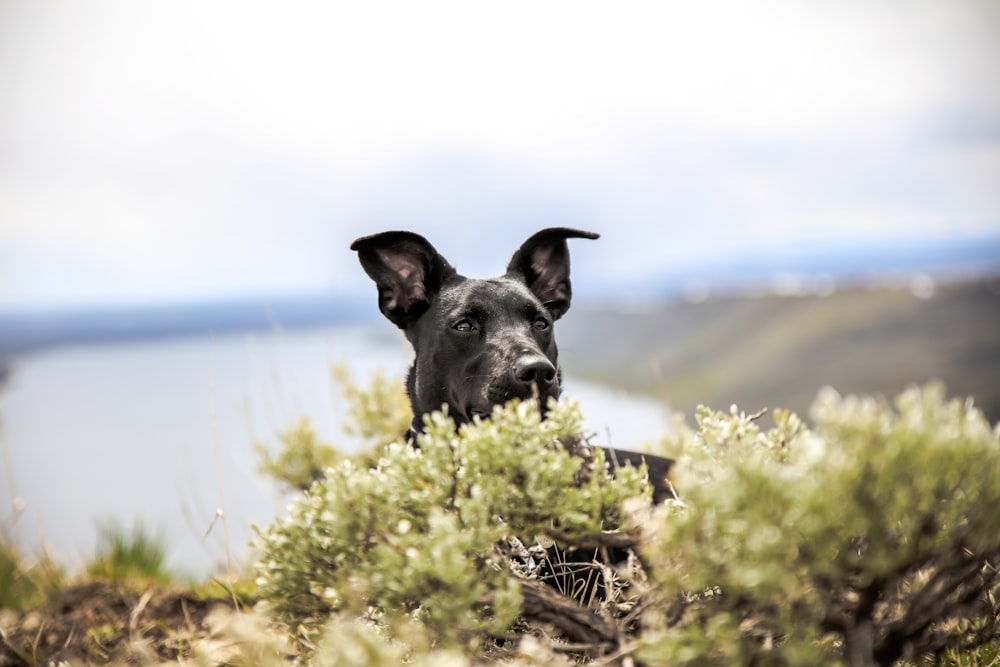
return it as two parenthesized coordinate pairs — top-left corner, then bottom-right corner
(640, 383), (1000, 665)
(253, 382), (1000, 665)
(253, 399), (650, 656)
(255, 417), (342, 493)
(255, 365), (412, 492)
(331, 364), (412, 453)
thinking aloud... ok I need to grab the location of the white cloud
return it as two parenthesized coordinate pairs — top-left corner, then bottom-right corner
(0, 0), (998, 308)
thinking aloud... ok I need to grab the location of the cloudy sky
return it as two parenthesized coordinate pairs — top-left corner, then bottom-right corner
(1, 1), (998, 310)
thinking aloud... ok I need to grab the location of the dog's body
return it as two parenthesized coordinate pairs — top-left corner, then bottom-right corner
(352, 227), (672, 501)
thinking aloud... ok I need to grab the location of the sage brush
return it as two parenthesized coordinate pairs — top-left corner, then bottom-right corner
(253, 398), (650, 653)
(254, 382), (1000, 665)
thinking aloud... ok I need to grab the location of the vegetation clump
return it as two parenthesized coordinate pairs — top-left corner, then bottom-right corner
(0, 540), (64, 612)
(86, 520), (174, 586)
(641, 383), (1000, 665)
(254, 364), (412, 492)
(253, 398), (650, 658)
(254, 382), (1000, 665)
(2, 374), (998, 666)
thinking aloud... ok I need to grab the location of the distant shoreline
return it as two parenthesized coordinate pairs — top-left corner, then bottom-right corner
(0, 295), (372, 359)
(4, 270), (998, 360)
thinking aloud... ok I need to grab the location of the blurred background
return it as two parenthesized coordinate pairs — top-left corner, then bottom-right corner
(1, 1), (998, 575)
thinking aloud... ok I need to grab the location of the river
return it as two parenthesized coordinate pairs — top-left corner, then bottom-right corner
(0, 324), (671, 577)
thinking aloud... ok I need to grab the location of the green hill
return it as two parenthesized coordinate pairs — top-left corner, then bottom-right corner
(560, 278), (1000, 424)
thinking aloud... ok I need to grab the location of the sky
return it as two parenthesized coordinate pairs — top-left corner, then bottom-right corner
(1, 1), (998, 310)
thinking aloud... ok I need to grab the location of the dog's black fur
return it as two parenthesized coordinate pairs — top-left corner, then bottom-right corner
(351, 227), (673, 502)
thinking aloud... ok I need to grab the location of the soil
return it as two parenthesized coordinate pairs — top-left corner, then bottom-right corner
(0, 581), (245, 666)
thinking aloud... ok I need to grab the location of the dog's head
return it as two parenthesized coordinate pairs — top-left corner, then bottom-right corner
(351, 228), (598, 428)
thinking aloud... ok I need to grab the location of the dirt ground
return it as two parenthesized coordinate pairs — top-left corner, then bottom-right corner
(0, 580), (253, 666)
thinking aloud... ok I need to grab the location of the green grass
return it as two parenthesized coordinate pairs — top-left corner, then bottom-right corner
(85, 519), (174, 586)
(0, 539), (65, 610)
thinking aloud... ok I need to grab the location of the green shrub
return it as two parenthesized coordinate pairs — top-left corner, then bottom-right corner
(253, 398), (650, 655)
(640, 383), (1000, 665)
(253, 382), (1000, 665)
(331, 364), (412, 453)
(255, 365), (412, 492)
(255, 417), (342, 493)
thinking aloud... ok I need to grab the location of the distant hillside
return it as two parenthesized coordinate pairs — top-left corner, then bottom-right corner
(0, 295), (369, 358)
(559, 278), (1000, 424)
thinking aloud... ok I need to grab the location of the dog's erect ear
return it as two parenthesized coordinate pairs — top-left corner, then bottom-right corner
(505, 227), (599, 320)
(351, 231), (456, 329)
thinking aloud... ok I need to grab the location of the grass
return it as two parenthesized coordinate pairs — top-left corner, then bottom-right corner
(0, 538), (65, 610)
(85, 519), (174, 586)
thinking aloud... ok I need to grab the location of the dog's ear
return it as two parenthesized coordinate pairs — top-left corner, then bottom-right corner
(351, 231), (456, 329)
(506, 227), (599, 320)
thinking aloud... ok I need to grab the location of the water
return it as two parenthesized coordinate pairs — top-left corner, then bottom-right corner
(0, 324), (671, 577)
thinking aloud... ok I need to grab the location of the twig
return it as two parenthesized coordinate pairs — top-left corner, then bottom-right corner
(129, 589), (154, 634)
(518, 578), (618, 646)
(0, 626), (34, 666)
(209, 334), (239, 610)
(544, 527), (640, 551)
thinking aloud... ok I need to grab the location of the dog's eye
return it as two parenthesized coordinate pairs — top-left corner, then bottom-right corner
(533, 317), (550, 331)
(453, 320), (475, 333)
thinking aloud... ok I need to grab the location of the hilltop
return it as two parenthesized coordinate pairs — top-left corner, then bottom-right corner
(559, 276), (1000, 424)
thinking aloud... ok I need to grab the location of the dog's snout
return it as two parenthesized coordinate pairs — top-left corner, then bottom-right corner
(513, 356), (557, 390)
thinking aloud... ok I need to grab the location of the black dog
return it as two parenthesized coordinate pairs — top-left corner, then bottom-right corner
(351, 227), (672, 502)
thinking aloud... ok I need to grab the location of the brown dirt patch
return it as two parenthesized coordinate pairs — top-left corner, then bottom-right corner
(0, 580), (245, 666)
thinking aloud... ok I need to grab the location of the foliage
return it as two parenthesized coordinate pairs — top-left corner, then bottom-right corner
(255, 364), (411, 491)
(331, 364), (413, 453)
(254, 380), (1000, 666)
(86, 519), (174, 586)
(3, 373), (997, 665)
(307, 614), (578, 666)
(253, 398), (651, 656)
(255, 417), (342, 493)
(0, 539), (64, 610)
(0, 540), (38, 609)
(641, 383), (1000, 665)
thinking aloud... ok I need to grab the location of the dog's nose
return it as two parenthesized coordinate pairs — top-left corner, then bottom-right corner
(513, 356), (557, 390)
